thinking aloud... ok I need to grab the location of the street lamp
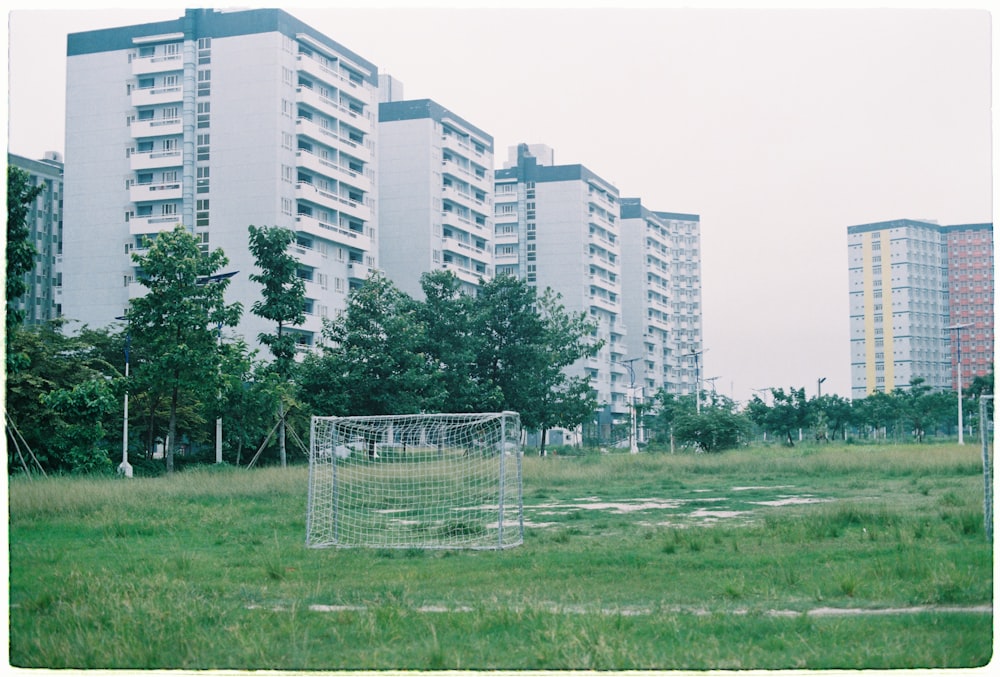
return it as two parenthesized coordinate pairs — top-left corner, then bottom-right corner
(947, 322), (974, 445)
(623, 358), (639, 454)
(688, 349), (706, 414)
(114, 315), (132, 478)
(817, 377), (827, 398)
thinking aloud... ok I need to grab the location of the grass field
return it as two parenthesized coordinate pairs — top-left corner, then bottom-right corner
(7, 442), (994, 670)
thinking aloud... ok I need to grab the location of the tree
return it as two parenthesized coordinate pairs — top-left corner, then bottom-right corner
(747, 387), (812, 446)
(671, 392), (749, 452)
(6, 166), (42, 336)
(649, 391), (697, 452)
(812, 394), (854, 441)
(127, 226), (242, 473)
(248, 224), (306, 467)
(4, 320), (120, 473)
(894, 377), (954, 442)
(418, 270), (502, 413)
(306, 272), (446, 416)
(853, 390), (901, 440)
(474, 276), (601, 455)
(41, 380), (117, 474)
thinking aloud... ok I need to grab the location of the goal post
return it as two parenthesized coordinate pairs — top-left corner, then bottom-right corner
(307, 411), (524, 550)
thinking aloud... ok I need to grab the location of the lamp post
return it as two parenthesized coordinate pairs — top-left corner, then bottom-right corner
(114, 315), (133, 478)
(623, 358), (639, 454)
(689, 349), (705, 414)
(947, 322), (973, 445)
(817, 377), (827, 398)
(197, 270), (239, 464)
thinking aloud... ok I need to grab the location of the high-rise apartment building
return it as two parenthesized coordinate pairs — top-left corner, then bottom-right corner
(61, 8), (380, 349)
(494, 144), (628, 416)
(944, 223), (994, 389)
(619, 199), (703, 398)
(7, 152), (64, 325)
(847, 218), (994, 398)
(378, 96), (494, 298)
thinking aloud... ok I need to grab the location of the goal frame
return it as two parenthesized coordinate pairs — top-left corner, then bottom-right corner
(306, 411), (524, 550)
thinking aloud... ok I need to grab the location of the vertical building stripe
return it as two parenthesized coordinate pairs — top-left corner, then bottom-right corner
(862, 233), (876, 394)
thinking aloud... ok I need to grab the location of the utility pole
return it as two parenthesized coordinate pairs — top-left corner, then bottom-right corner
(947, 323), (973, 445)
(623, 358), (640, 454)
(689, 349), (706, 414)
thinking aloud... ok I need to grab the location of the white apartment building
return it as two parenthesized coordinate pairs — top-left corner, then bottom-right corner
(619, 198), (703, 399)
(494, 144), (629, 417)
(61, 8), (380, 350)
(8, 152), (64, 326)
(848, 219), (951, 397)
(378, 93), (494, 298)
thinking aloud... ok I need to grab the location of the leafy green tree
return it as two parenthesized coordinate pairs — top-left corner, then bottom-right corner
(671, 392), (749, 452)
(41, 379), (117, 474)
(4, 320), (120, 473)
(965, 367), (994, 398)
(306, 272), (446, 416)
(418, 270), (502, 413)
(648, 391), (696, 449)
(853, 390), (901, 440)
(6, 166), (42, 333)
(812, 394), (854, 441)
(248, 224), (306, 466)
(893, 377), (954, 441)
(747, 387), (812, 446)
(248, 225), (305, 375)
(474, 276), (601, 455)
(127, 225), (242, 473)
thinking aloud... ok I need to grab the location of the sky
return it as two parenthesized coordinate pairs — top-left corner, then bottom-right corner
(5, 2), (995, 403)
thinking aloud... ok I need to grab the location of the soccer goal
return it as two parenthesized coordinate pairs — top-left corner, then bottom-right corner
(307, 411), (523, 550)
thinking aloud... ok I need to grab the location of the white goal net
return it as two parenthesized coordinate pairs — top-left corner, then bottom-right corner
(307, 411), (523, 549)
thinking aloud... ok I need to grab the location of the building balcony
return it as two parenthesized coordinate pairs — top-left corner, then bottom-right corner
(131, 116), (182, 139)
(494, 251), (519, 266)
(589, 293), (619, 314)
(296, 181), (346, 215)
(441, 261), (484, 286)
(130, 148), (182, 171)
(131, 85), (183, 108)
(296, 53), (342, 90)
(131, 52), (183, 76)
(494, 230), (518, 244)
(347, 261), (373, 282)
(296, 116), (340, 146)
(129, 181), (182, 203)
(295, 214), (371, 252)
(442, 236), (490, 264)
(441, 132), (474, 157)
(295, 150), (372, 194)
(128, 214), (181, 236)
(290, 242), (326, 269)
(589, 274), (617, 295)
(296, 86), (373, 136)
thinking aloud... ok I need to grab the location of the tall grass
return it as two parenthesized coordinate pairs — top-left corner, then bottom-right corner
(8, 443), (993, 670)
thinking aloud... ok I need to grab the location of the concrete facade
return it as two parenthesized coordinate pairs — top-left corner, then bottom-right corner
(61, 8), (380, 349)
(378, 98), (494, 298)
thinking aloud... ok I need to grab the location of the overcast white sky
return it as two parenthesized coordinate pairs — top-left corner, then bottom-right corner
(5, 2), (995, 402)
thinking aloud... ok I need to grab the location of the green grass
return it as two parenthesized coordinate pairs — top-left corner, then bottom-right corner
(7, 443), (994, 670)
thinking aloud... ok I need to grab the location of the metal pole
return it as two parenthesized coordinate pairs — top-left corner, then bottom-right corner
(498, 414), (507, 548)
(624, 358), (639, 454)
(947, 323), (972, 445)
(981, 395), (993, 542)
(216, 323), (223, 464)
(120, 334), (132, 478)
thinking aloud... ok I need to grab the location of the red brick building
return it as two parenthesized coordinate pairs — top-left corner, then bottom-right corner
(946, 223), (994, 390)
